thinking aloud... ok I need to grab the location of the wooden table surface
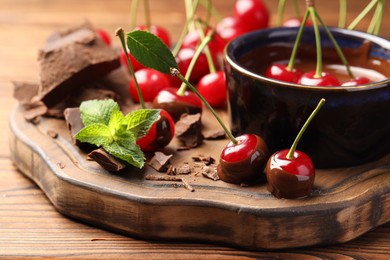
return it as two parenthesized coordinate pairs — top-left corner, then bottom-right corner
(1, 0), (389, 258)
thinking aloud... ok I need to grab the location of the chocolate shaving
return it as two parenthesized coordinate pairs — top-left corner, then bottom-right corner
(148, 152), (173, 172)
(181, 178), (195, 192)
(88, 148), (127, 172)
(202, 129), (226, 140)
(192, 154), (215, 165)
(145, 175), (195, 192)
(175, 113), (203, 148)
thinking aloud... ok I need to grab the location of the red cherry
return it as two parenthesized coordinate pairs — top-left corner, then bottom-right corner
(177, 48), (209, 82)
(266, 149), (315, 199)
(217, 134), (269, 184)
(136, 25), (171, 47)
(153, 87), (202, 121)
(129, 68), (171, 103)
(97, 28), (111, 46)
(265, 64), (304, 83)
(120, 50), (145, 72)
(341, 76), (371, 86)
(233, 0), (269, 32)
(197, 71), (227, 107)
(216, 16), (247, 42)
(137, 109), (175, 152)
(182, 29), (226, 59)
(298, 71), (341, 86)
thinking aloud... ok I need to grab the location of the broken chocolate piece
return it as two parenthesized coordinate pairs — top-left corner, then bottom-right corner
(13, 81), (40, 106)
(200, 165), (220, 181)
(88, 148), (127, 172)
(175, 163), (191, 175)
(202, 129), (226, 140)
(192, 154), (215, 165)
(63, 107), (95, 150)
(148, 152), (173, 172)
(38, 24), (120, 108)
(175, 113), (203, 148)
(47, 130), (58, 138)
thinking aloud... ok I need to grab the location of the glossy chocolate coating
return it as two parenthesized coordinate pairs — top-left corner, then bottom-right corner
(266, 151), (315, 199)
(217, 134), (268, 184)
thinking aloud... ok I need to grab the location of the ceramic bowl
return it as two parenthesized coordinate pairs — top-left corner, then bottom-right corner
(224, 27), (390, 168)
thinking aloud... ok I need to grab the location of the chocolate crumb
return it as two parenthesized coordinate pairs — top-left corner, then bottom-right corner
(202, 129), (226, 140)
(192, 154), (215, 165)
(167, 165), (176, 175)
(201, 165), (220, 181)
(57, 162), (65, 169)
(88, 148), (127, 172)
(148, 152), (173, 172)
(175, 113), (203, 148)
(47, 130), (58, 138)
(175, 162), (191, 175)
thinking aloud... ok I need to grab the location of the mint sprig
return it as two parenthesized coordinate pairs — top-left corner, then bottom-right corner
(75, 99), (160, 169)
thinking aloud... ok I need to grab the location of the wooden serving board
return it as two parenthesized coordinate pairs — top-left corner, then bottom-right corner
(9, 105), (390, 250)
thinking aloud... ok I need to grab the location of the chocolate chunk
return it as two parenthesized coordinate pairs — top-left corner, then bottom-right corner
(38, 24), (120, 108)
(175, 163), (191, 175)
(192, 154), (215, 165)
(63, 107), (95, 150)
(202, 129), (226, 140)
(148, 152), (173, 172)
(88, 148), (127, 172)
(175, 113), (203, 148)
(200, 165), (220, 181)
(47, 130), (58, 138)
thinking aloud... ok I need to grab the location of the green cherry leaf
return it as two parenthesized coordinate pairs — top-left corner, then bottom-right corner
(126, 30), (178, 74)
(74, 124), (113, 147)
(79, 99), (120, 126)
(123, 109), (160, 139)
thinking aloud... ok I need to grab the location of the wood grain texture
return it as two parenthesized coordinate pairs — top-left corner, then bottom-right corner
(2, 0), (390, 258)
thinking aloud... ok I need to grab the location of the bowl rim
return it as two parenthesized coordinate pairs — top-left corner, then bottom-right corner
(225, 26), (390, 92)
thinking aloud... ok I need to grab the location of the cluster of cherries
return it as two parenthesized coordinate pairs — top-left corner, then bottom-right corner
(265, 63), (371, 87)
(95, 0), (325, 199)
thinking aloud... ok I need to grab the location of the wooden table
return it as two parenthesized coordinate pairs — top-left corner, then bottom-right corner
(1, 0), (389, 258)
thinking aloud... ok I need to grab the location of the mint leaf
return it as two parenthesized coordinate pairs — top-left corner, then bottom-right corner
(103, 140), (145, 168)
(80, 99), (120, 126)
(75, 99), (161, 169)
(75, 124), (113, 147)
(123, 109), (160, 139)
(126, 30), (178, 74)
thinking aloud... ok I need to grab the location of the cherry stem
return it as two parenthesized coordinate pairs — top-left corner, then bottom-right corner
(185, 0), (196, 31)
(171, 68), (238, 144)
(277, 0), (286, 27)
(116, 27), (145, 109)
(287, 98), (326, 160)
(130, 0), (139, 29)
(195, 20), (216, 74)
(199, 0), (223, 22)
(338, 0), (347, 28)
(308, 6), (323, 78)
(144, 0), (151, 30)
(315, 10), (354, 78)
(172, 0), (199, 57)
(293, 0), (300, 18)
(204, 0), (212, 25)
(367, 0), (384, 35)
(287, 9), (310, 71)
(177, 31), (213, 96)
(348, 0), (377, 31)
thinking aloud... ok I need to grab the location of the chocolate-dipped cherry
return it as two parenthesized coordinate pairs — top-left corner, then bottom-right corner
(136, 109), (175, 151)
(171, 68), (269, 184)
(266, 98), (325, 199)
(153, 87), (202, 121)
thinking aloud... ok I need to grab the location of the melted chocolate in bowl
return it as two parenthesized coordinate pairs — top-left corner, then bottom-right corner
(225, 27), (390, 168)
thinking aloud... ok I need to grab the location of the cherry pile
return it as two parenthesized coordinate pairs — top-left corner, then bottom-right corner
(92, 0), (374, 200)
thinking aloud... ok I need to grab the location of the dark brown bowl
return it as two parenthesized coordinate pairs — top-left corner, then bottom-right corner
(224, 27), (390, 168)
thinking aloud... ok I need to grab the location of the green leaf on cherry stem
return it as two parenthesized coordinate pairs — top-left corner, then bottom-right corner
(126, 30), (178, 74)
(75, 99), (160, 168)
